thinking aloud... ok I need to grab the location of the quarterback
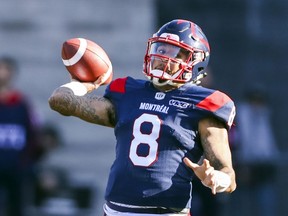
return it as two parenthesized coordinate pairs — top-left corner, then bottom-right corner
(49, 19), (236, 215)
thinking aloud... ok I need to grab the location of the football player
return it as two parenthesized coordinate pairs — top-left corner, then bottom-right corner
(49, 19), (236, 216)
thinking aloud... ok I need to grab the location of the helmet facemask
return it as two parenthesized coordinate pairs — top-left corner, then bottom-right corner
(143, 20), (210, 88)
(144, 37), (206, 87)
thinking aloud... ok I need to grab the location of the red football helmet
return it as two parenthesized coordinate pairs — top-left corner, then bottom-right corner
(143, 19), (210, 87)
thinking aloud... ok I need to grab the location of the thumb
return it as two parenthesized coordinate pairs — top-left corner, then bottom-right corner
(183, 157), (199, 170)
(94, 68), (112, 87)
(82, 82), (97, 92)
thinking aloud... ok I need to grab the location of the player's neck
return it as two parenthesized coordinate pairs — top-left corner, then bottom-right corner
(152, 83), (184, 92)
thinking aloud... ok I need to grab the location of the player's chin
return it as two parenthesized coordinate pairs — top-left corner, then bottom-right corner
(158, 78), (168, 83)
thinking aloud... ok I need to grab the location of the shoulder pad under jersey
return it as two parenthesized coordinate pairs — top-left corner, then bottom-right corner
(194, 89), (236, 128)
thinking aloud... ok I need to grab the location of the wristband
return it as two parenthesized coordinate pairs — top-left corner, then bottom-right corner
(61, 81), (88, 96)
(201, 170), (231, 193)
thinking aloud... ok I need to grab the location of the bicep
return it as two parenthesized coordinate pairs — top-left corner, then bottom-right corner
(198, 117), (233, 170)
(49, 87), (116, 127)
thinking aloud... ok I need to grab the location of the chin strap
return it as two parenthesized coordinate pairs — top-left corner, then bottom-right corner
(150, 69), (172, 86)
(149, 69), (208, 87)
(149, 69), (188, 87)
(192, 72), (207, 85)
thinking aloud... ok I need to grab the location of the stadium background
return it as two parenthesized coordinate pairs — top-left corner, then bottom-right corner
(0, 0), (287, 215)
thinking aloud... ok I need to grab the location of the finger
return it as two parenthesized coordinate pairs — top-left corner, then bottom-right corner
(211, 184), (217, 195)
(202, 159), (211, 168)
(94, 83), (101, 89)
(95, 76), (105, 85)
(94, 67), (112, 86)
(205, 166), (215, 175)
(183, 157), (199, 170)
(207, 170), (217, 195)
(211, 176), (217, 195)
(82, 82), (96, 92)
(94, 76), (105, 89)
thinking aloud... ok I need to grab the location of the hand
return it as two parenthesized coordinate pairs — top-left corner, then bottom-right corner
(94, 68), (112, 89)
(69, 68), (111, 92)
(80, 70), (111, 91)
(183, 157), (218, 194)
(82, 71), (110, 92)
(68, 76), (99, 94)
(67, 78), (96, 94)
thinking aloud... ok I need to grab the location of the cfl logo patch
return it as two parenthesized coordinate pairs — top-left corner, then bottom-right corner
(155, 92), (165, 100)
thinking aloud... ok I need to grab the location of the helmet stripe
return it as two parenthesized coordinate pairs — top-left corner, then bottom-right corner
(62, 38), (87, 66)
(190, 22), (210, 51)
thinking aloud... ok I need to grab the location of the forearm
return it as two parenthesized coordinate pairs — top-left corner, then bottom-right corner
(203, 141), (236, 193)
(199, 117), (237, 193)
(204, 142), (236, 192)
(48, 86), (116, 127)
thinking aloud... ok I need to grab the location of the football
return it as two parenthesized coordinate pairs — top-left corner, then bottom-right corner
(61, 38), (113, 84)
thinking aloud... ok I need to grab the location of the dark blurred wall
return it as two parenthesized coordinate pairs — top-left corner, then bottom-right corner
(156, 0), (288, 151)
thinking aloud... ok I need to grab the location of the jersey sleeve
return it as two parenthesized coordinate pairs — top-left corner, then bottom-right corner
(195, 90), (236, 129)
(104, 77), (128, 101)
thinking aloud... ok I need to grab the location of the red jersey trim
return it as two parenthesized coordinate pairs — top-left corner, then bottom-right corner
(109, 77), (128, 93)
(0, 91), (23, 105)
(196, 91), (231, 112)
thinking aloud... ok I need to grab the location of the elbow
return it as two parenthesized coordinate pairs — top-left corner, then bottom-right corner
(48, 95), (55, 110)
(48, 90), (73, 116)
(48, 95), (59, 112)
(48, 95), (60, 113)
(48, 92), (60, 111)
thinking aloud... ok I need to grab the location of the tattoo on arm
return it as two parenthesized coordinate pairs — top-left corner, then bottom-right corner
(79, 94), (116, 126)
(49, 87), (116, 127)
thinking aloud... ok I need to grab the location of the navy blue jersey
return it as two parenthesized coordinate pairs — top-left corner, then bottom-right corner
(0, 91), (38, 170)
(103, 76), (235, 208)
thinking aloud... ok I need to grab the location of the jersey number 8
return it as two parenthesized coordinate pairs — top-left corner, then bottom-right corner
(129, 113), (161, 167)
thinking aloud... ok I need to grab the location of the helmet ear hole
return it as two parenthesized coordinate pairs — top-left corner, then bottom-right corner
(193, 52), (205, 61)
